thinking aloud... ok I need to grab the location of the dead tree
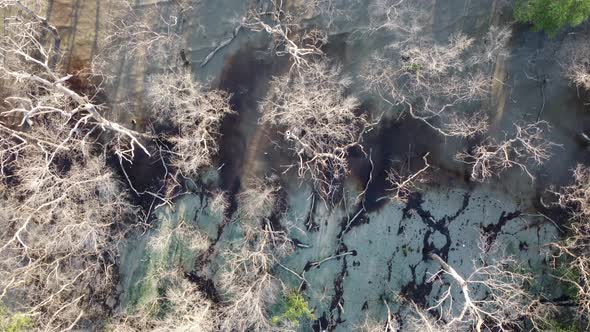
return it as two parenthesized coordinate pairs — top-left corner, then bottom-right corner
(363, 0), (511, 138)
(245, 0), (325, 71)
(237, 178), (281, 223)
(549, 165), (590, 319)
(209, 190), (230, 216)
(97, 0), (186, 77)
(147, 218), (210, 254)
(386, 152), (431, 202)
(427, 254), (531, 330)
(357, 298), (399, 332)
(405, 242), (554, 331)
(0, 2), (158, 329)
(562, 33), (590, 96)
(260, 61), (370, 202)
(456, 122), (556, 182)
(0, 151), (135, 330)
(107, 269), (217, 332)
(146, 69), (234, 177)
(310, 0), (362, 31)
(217, 176), (294, 331)
(156, 272), (217, 331)
(218, 227), (293, 331)
(0, 2), (150, 162)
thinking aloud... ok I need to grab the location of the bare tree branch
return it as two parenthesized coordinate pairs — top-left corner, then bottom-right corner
(146, 69), (234, 177)
(245, 0), (325, 72)
(387, 152), (431, 201)
(456, 121), (557, 182)
(403, 243), (554, 331)
(260, 61), (370, 202)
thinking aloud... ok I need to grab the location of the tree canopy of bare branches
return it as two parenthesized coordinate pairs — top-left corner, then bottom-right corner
(405, 241), (553, 332)
(245, 0), (325, 71)
(386, 152), (431, 202)
(549, 165), (590, 319)
(260, 61), (369, 202)
(237, 177), (281, 223)
(0, 1), (150, 163)
(97, 0), (186, 76)
(0, 150), (135, 330)
(0, 0), (581, 331)
(215, 176), (294, 331)
(107, 268), (217, 332)
(146, 69), (234, 177)
(0, 1), (157, 329)
(562, 33), (590, 95)
(456, 122), (556, 182)
(218, 222), (291, 330)
(363, 0), (512, 138)
(218, 236), (280, 332)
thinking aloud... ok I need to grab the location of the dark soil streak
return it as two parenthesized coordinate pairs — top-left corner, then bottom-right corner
(325, 255), (348, 331)
(387, 255), (394, 282)
(267, 180), (290, 233)
(395, 191), (471, 305)
(212, 45), (275, 236)
(399, 263), (432, 307)
(191, 44), (285, 271)
(304, 192), (320, 232)
(348, 112), (459, 215)
(108, 147), (167, 209)
(481, 210), (521, 247)
(184, 271), (221, 303)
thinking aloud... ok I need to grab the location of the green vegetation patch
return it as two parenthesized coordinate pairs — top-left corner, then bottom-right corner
(272, 291), (316, 328)
(0, 306), (32, 332)
(515, 0), (590, 37)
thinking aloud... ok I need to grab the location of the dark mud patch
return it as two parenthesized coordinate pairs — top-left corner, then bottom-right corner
(65, 56), (110, 107)
(108, 147), (167, 209)
(200, 43), (292, 256)
(399, 263), (432, 307)
(214, 45), (276, 235)
(216, 42), (289, 194)
(304, 192), (320, 232)
(348, 111), (468, 214)
(321, 32), (351, 65)
(217, 47), (261, 191)
(185, 271), (221, 303)
(313, 313), (330, 332)
(270, 196), (289, 231)
(323, 255), (349, 331)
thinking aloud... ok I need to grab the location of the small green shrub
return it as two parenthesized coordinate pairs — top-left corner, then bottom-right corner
(0, 306), (32, 332)
(405, 63), (422, 73)
(514, 0), (590, 37)
(272, 291), (315, 327)
(401, 245), (413, 257)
